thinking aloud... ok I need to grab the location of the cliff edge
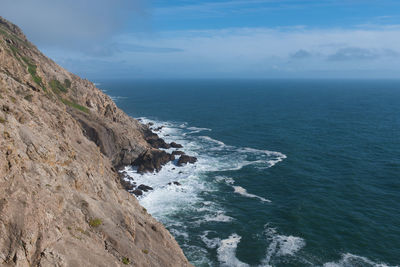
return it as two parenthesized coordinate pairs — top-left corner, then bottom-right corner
(0, 16), (192, 266)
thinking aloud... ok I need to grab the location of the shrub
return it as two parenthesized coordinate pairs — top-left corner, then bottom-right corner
(89, 218), (102, 227)
(122, 257), (130, 265)
(142, 249), (149, 254)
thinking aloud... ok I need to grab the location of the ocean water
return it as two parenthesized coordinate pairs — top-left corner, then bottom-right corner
(98, 80), (400, 267)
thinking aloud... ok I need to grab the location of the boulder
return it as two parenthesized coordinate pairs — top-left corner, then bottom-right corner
(138, 184), (153, 192)
(170, 142), (183, 148)
(133, 149), (175, 173)
(132, 189), (143, 197)
(143, 129), (171, 149)
(177, 155), (197, 166)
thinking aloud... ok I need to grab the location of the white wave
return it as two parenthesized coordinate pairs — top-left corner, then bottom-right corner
(123, 117), (287, 265)
(217, 234), (250, 267)
(261, 227), (305, 266)
(203, 211), (234, 223)
(323, 253), (397, 267)
(233, 186), (271, 203)
(109, 95), (127, 102)
(200, 231), (221, 249)
(215, 176), (235, 185)
(199, 135), (226, 147)
(170, 228), (189, 240)
(238, 147), (287, 168)
(187, 127), (212, 131)
(185, 127), (212, 135)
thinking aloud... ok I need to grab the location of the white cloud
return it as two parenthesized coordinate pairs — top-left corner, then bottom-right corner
(1, 0), (147, 50)
(44, 25), (400, 78)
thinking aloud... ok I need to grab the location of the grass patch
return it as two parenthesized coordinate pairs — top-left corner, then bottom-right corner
(10, 96), (16, 103)
(0, 117), (6, 124)
(21, 57), (45, 91)
(89, 218), (102, 227)
(142, 249), (149, 254)
(61, 98), (89, 113)
(50, 79), (68, 94)
(122, 257), (130, 265)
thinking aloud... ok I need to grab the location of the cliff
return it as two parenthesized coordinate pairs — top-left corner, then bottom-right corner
(0, 16), (192, 266)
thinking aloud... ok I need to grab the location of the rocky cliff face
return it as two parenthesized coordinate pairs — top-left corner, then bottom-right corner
(0, 16), (192, 266)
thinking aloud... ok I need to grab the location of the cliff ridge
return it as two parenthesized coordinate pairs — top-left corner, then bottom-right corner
(0, 16), (191, 266)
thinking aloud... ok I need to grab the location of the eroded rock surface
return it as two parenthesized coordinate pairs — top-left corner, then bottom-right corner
(0, 16), (192, 267)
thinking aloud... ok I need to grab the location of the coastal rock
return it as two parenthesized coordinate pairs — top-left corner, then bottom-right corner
(143, 129), (171, 149)
(177, 155), (198, 166)
(119, 178), (136, 191)
(0, 16), (192, 267)
(172, 150), (185, 156)
(138, 184), (153, 192)
(170, 142), (183, 148)
(132, 189), (143, 197)
(133, 149), (175, 173)
(168, 181), (182, 186)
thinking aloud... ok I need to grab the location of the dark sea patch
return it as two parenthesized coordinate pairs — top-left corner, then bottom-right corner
(100, 80), (400, 267)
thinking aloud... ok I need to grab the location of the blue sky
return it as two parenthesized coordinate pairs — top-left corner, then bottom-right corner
(2, 0), (400, 79)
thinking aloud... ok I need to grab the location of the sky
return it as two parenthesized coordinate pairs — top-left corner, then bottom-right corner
(2, 0), (400, 79)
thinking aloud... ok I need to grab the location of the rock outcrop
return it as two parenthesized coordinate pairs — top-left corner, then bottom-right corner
(133, 149), (175, 174)
(177, 155), (198, 166)
(0, 16), (192, 266)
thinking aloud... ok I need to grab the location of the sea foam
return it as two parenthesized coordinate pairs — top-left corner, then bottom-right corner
(217, 234), (250, 267)
(233, 186), (272, 203)
(123, 117), (287, 266)
(322, 253), (397, 267)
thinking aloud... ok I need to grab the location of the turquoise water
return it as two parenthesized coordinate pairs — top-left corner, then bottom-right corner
(99, 80), (400, 267)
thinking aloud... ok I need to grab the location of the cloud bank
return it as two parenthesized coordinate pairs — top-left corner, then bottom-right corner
(1, 0), (147, 51)
(53, 25), (400, 79)
(2, 1), (400, 79)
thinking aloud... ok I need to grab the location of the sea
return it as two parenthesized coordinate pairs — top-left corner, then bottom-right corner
(98, 79), (400, 267)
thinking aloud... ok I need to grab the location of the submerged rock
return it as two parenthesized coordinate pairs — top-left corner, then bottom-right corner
(177, 155), (197, 166)
(168, 181), (182, 186)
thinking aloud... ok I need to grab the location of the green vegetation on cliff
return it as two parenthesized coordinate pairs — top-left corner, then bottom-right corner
(61, 98), (89, 113)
